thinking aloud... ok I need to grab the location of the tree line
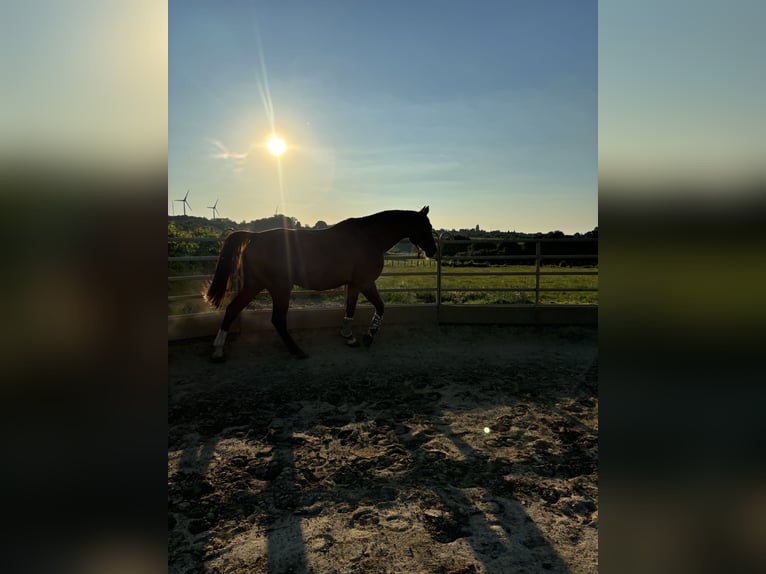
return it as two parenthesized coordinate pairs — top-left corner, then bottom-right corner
(168, 214), (598, 265)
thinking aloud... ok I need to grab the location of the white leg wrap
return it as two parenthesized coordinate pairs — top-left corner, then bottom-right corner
(370, 313), (382, 330)
(213, 329), (227, 347)
(341, 317), (354, 338)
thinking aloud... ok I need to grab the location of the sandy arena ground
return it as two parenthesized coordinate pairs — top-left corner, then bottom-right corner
(169, 322), (598, 573)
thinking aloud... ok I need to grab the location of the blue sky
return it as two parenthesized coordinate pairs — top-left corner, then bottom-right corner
(169, 1), (597, 233)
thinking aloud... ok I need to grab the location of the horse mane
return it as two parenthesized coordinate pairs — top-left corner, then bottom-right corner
(336, 210), (417, 229)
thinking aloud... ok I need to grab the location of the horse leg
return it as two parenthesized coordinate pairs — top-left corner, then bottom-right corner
(341, 284), (360, 347)
(269, 288), (308, 359)
(212, 284), (262, 362)
(360, 282), (385, 347)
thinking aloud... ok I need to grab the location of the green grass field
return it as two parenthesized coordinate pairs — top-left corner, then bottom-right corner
(168, 259), (598, 315)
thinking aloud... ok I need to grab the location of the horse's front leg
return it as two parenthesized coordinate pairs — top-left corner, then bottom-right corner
(360, 282), (384, 347)
(341, 284), (360, 347)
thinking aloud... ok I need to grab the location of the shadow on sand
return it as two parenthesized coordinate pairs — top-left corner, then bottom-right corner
(169, 326), (597, 573)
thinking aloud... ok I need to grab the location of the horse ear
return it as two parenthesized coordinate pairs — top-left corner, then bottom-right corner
(420, 206), (429, 215)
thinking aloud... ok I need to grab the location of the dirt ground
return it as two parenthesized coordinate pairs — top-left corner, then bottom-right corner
(169, 322), (598, 573)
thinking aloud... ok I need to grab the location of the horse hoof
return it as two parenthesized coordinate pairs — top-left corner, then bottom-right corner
(363, 334), (374, 347)
(211, 354), (226, 363)
(290, 347), (308, 359)
(345, 336), (359, 347)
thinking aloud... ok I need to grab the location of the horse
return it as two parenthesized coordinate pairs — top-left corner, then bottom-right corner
(204, 206), (437, 361)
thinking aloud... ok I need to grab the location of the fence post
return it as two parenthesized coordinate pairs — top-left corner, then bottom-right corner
(535, 240), (541, 305)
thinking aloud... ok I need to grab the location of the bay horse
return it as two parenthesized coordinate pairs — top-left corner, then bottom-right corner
(204, 206), (437, 361)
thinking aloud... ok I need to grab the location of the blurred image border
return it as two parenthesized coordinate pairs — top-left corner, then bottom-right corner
(1, 2), (764, 573)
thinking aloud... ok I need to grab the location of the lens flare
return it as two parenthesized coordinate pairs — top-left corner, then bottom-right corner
(267, 136), (286, 156)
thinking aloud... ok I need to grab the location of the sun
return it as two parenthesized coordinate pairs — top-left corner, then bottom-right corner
(266, 135), (287, 156)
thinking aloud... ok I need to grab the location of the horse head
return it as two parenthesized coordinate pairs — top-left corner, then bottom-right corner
(409, 206), (437, 258)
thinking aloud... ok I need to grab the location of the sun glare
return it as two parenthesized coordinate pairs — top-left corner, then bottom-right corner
(267, 136), (287, 156)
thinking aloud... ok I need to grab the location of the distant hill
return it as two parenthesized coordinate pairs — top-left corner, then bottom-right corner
(168, 214), (305, 237)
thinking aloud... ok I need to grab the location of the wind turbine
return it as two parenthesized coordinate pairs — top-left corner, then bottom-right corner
(175, 189), (191, 216)
(208, 198), (220, 220)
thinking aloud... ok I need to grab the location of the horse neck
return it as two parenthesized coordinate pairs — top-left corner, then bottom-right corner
(366, 212), (414, 252)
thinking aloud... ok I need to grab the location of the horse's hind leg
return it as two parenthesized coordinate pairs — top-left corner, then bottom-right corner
(341, 285), (360, 347)
(269, 289), (308, 359)
(211, 285), (261, 362)
(360, 282), (385, 347)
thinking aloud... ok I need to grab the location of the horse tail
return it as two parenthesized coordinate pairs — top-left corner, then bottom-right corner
(204, 230), (252, 309)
